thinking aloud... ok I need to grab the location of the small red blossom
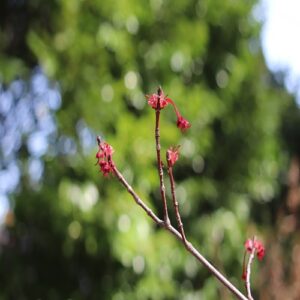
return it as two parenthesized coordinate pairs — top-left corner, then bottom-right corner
(164, 96), (191, 132)
(177, 115), (191, 132)
(256, 242), (265, 260)
(96, 151), (103, 159)
(99, 160), (113, 177)
(95, 138), (114, 177)
(146, 88), (191, 132)
(242, 238), (265, 283)
(167, 146), (180, 167)
(244, 238), (265, 260)
(146, 89), (169, 110)
(96, 142), (114, 162)
(101, 142), (114, 157)
(244, 239), (254, 253)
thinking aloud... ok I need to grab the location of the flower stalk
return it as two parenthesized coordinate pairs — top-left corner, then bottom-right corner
(242, 237), (265, 300)
(245, 246), (255, 300)
(95, 87), (252, 300)
(166, 146), (188, 246)
(154, 87), (170, 226)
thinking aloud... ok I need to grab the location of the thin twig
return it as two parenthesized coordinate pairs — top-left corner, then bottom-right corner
(111, 164), (248, 300)
(245, 238), (256, 300)
(166, 153), (188, 247)
(155, 87), (170, 225)
(112, 166), (163, 226)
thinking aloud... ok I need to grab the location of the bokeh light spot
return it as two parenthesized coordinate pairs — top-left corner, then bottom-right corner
(68, 221), (82, 239)
(216, 69), (229, 88)
(101, 84), (114, 102)
(132, 255), (145, 274)
(171, 51), (184, 72)
(126, 16), (139, 34)
(118, 214), (131, 233)
(124, 71), (138, 90)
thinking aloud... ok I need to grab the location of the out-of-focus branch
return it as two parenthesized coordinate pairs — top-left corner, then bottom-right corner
(245, 248), (255, 300)
(245, 238), (256, 300)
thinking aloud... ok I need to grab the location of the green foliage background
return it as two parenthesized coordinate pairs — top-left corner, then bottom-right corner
(0, 0), (297, 299)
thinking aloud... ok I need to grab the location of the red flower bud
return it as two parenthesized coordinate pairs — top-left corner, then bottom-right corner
(167, 146), (180, 167)
(244, 238), (265, 260)
(146, 89), (169, 110)
(146, 88), (191, 132)
(255, 242), (265, 260)
(99, 160), (113, 176)
(95, 140), (114, 177)
(177, 115), (191, 132)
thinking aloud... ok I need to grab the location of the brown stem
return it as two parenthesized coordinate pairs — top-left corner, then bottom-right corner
(245, 238), (256, 300)
(155, 87), (170, 225)
(111, 164), (248, 300)
(166, 154), (188, 246)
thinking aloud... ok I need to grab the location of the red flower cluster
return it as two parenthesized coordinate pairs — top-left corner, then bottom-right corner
(95, 138), (114, 176)
(244, 238), (265, 260)
(146, 89), (169, 109)
(242, 237), (265, 281)
(146, 88), (191, 132)
(177, 116), (191, 132)
(167, 146), (180, 167)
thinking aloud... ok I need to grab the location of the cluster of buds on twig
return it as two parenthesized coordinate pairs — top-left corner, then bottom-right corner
(95, 136), (115, 176)
(94, 87), (265, 300)
(145, 87), (190, 230)
(244, 238), (265, 262)
(242, 237), (265, 299)
(146, 87), (191, 131)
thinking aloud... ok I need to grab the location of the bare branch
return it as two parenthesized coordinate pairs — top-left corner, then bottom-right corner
(245, 238), (256, 300)
(111, 164), (248, 300)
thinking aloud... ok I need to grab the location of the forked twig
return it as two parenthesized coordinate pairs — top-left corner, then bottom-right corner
(96, 87), (250, 300)
(111, 165), (248, 300)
